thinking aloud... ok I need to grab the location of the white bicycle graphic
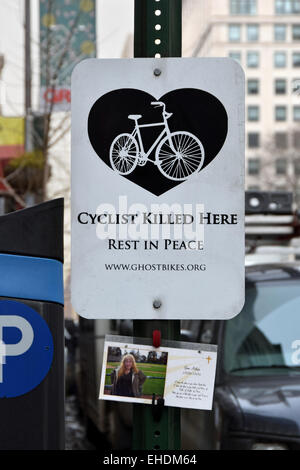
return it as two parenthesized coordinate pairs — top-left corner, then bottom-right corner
(109, 101), (205, 181)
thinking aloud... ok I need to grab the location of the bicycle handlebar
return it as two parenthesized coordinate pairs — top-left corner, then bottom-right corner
(151, 101), (165, 107)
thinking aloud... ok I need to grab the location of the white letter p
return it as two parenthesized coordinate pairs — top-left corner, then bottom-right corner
(0, 316), (34, 383)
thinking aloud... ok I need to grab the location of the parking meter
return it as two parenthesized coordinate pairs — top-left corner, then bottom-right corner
(0, 198), (64, 450)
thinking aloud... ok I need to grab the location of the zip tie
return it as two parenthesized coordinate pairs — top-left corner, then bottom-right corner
(152, 329), (161, 348)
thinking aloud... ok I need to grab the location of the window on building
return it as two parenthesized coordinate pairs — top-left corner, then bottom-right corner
(275, 158), (287, 175)
(275, 132), (288, 148)
(229, 24), (241, 41)
(248, 79), (259, 94)
(248, 132), (260, 147)
(275, 0), (300, 14)
(293, 105), (300, 120)
(230, 0), (257, 14)
(248, 105), (260, 121)
(247, 24), (259, 41)
(293, 131), (300, 147)
(294, 158), (300, 174)
(293, 24), (300, 40)
(275, 105), (287, 120)
(274, 24), (287, 41)
(247, 51), (259, 67)
(276, 185), (288, 191)
(229, 51), (242, 62)
(274, 51), (287, 67)
(275, 78), (287, 94)
(248, 158), (260, 175)
(293, 52), (300, 66)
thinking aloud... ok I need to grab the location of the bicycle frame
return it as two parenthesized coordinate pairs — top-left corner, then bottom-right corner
(110, 104), (204, 181)
(131, 113), (174, 161)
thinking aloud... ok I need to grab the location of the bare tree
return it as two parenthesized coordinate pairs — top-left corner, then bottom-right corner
(3, 0), (90, 207)
(40, 0), (84, 201)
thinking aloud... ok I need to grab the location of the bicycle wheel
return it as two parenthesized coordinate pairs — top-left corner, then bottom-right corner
(155, 131), (205, 181)
(109, 133), (139, 175)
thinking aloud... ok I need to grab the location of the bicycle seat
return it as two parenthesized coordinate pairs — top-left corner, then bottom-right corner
(128, 114), (142, 120)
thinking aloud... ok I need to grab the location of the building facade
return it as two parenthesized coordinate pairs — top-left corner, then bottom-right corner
(183, 0), (300, 202)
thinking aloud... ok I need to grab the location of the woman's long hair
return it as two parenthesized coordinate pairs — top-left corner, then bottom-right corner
(118, 354), (138, 377)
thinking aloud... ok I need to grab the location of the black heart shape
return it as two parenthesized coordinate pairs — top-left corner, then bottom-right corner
(88, 88), (228, 196)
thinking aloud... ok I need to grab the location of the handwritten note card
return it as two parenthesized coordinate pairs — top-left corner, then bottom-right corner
(99, 338), (217, 411)
(164, 348), (217, 410)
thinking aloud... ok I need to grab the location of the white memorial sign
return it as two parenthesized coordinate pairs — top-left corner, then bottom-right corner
(71, 58), (245, 319)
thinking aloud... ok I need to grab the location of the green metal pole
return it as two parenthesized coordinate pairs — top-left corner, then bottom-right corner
(134, 0), (182, 58)
(133, 0), (182, 451)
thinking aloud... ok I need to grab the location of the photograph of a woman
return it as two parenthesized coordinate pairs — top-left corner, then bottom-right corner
(110, 354), (146, 398)
(102, 346), (168, 402)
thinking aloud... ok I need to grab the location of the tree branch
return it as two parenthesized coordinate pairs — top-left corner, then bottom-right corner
(0, 177), (26, 208)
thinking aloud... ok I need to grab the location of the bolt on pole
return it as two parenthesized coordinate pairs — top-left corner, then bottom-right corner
(133, 0), (182, 451)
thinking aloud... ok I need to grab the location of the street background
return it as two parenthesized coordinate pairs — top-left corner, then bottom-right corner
(0, 0), (300, 451)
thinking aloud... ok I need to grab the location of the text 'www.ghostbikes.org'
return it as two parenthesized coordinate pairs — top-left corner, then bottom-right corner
(104, 263), (206, 272)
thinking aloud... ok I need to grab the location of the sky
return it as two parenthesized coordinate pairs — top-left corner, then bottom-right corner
(0, 0), (134, 117)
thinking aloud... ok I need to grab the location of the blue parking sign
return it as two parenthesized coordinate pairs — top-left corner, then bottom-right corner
(0, 300), (54, 397)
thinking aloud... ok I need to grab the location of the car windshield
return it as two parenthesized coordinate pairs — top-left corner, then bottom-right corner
(224, 280), (300, 376)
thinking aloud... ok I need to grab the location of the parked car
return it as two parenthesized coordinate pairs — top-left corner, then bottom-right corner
(75, 263), (300, 450)
(181, 263), (300, 450)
